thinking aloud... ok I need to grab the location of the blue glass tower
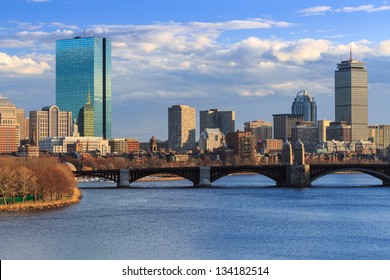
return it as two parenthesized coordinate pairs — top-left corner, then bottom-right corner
(291, 90), (317, 123)
(56, 36), (112, 139)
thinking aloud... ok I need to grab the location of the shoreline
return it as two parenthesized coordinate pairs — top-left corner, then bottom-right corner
(0, 187), (82, 212)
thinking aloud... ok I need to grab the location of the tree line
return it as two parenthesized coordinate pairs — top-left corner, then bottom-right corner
(0, 157), (76, 205)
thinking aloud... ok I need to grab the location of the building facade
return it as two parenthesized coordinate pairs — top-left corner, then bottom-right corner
(0, 95), (20, 153)
(273, 114), (304, 141)
(326, 121), (352, 142)
(199, 128), (223, 152)
(39, 136), (110, 155)
(29, 105), (72, 145)
(226, 130), (256, 160)
(168, 105), (196, 152)
(16, 108), (29, 141)
(291, 121), (319, 153)
(200, 109), (235, 136)
(368, 125), (390, 155)
(244, 120), (272, 141)
(335, 54), (368, 141)
(318, 119), (331, 142)
(78, 93), (94, 137)
(291, 90), (317, 123)
(56, 36), (112, 139)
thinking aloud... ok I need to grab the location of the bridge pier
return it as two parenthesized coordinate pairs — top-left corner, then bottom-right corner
(382, 180), (390, 186)
(278, 164), (311, 188)
(118, 169), (130, 188)
(195, 166), (211, 187)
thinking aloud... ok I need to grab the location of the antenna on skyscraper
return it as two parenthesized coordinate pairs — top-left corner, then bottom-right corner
(349, 42), (353, 61)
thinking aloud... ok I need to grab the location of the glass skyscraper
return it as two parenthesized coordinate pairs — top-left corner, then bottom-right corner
(291, 90), (317, 123)
(56, 36), (112, 139)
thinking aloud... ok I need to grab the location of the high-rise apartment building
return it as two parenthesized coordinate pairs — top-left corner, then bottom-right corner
(273, 114), (304, 141)
(226, 130), (256, 160)
(335, 52), (368, 141)
(56, 36), (112, 139)
(168, 105), (196, 151)
(291, 90), (317, 123)
(200, 109), (235, 136)
(29, 105), (72, 145)
(0, 95), (20, 153)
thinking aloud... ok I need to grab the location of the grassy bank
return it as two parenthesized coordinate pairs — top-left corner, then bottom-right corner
(0, 187), (82, 212)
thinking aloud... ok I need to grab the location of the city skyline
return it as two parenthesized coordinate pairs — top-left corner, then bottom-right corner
(1, 0), (390, 141)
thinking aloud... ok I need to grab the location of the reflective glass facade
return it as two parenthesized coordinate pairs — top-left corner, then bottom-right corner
(56, 37), (112, 139)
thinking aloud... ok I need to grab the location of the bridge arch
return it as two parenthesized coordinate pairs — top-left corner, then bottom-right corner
(210, 165), (287, 185)
(311, 167), (390, 185)
(128, 167), (200, 185)
(73, 169), (119, 183)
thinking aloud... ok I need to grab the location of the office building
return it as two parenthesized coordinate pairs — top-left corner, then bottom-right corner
(16, 108), (29, 141)
(56, 36), (112, 139)
(244, 120), (272, 141)
(0, 95), (20, 153)
(200, 109), (235, 136)
(335, 51), (368, 141)
(326, 121), (352, 142)
(291, 90), (317, 123)
(291, 121), (319, 153)
(273, 114), (304, 141)
(29, 105), (72, 145)
(168, 105), (196, 152)
(199, 128), (223, 152)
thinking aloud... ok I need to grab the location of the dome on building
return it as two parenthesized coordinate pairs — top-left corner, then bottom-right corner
(296, 90), (312, 98)
(62, 162), (77, 172)
(0, 95), (15, 107)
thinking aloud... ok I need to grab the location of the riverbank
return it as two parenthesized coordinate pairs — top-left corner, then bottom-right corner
(0, 188), (82, 212)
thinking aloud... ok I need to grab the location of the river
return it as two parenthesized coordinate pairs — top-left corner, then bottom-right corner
(1, 173), (390, 260)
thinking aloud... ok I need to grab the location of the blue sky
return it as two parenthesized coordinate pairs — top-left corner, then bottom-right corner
(1, 0), (390, 141)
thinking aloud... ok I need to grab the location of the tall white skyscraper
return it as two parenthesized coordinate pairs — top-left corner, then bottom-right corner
(168, 105), (196, 151)
(335, 51), (368, 141)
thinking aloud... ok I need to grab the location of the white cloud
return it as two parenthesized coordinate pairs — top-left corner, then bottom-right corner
(300, 4), (390, 15)
(26, 0), (50, 3)
(335, 4), (390, 13)
(299, 6), (332, 15)
(0, 52), (51, 75)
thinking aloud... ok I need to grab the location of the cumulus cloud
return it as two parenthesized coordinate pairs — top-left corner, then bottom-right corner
(0, 52), (51, 75)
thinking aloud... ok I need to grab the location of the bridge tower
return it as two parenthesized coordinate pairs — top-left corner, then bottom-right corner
(282, 141), (293, 165)
(278, 139), (311, 187)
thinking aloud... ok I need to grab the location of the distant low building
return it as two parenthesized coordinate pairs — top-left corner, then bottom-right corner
(39, 136), (110, 155)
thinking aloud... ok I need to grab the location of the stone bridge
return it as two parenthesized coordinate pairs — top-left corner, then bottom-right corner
(73, 163), (390, 188)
